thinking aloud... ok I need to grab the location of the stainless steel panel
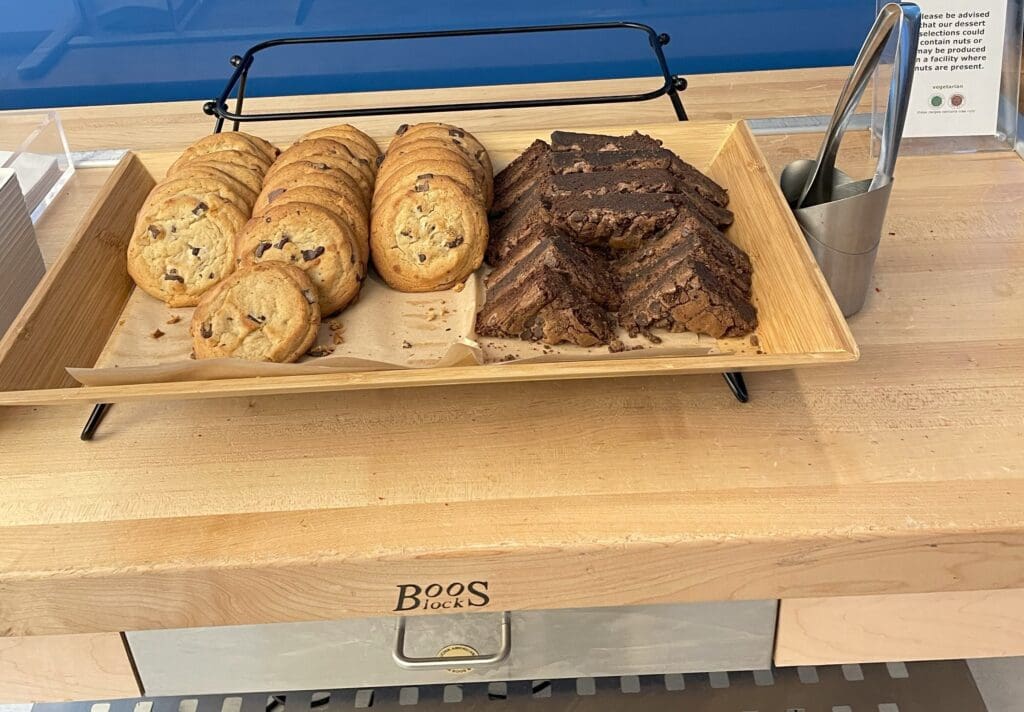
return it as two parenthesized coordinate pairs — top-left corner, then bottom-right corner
(128, 600), (777, 696)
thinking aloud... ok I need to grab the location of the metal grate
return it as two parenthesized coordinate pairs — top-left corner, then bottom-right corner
(28, 661), (988, 712)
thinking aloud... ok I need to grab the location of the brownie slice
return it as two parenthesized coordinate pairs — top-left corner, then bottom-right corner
(669, 155), (730, 208)
(477, 232), (616, 346)
(487, 230), (619, 309)
(546, 193), (680, 252)
(616, 210), (751, 294)
(550, 148), (674, 175)
(541, 171), (732, 229)
(550, 147), (729, 209)
(486, 185), (550, 266)
(491, 139), (551, 217)
(616, 215), (757, 339)
(522, 292), (615, 347)
(550, 130), (664, 153)
(619, 257), (757, 339)
(478, 273), (614, 347)
(540, 168), (681, 201)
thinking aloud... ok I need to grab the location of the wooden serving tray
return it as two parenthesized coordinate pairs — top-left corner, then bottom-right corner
(0, 120), (857, 406)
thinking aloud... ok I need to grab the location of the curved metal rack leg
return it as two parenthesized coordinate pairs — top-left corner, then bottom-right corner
(723, 373), (749, 403)
(82, 403), (111, 440)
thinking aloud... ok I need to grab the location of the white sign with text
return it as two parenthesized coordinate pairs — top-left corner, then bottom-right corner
(903, 0), (1008, 137)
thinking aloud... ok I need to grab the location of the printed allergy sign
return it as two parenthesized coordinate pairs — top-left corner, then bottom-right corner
(903, 0), (1008, 138)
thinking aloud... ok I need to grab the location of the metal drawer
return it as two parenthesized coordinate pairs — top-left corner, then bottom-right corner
(127, 600), (777, 696)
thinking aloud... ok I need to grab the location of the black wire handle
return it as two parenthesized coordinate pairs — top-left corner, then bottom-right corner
(201, 22), (689, 132)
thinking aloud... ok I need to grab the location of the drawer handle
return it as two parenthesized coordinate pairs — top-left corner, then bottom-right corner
(392, 611), (511, 670)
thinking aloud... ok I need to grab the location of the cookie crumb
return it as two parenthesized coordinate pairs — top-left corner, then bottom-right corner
(401, 340), (412, 349)
(166, 315), (182, 325)
(308, 344), (335, 357)
(151, 328), (165, 339)
(500, 354), (516, 362)
(452, 281), (466, 292)
(425, 308), (438, 322)
(118, 319), (126, 327)
(749, 334), (759, 347)
(608, 339), (626, 353)
(875, 287), (881, 293)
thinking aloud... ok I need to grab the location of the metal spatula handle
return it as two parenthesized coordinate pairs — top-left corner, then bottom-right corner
(798, 2), (921, 208)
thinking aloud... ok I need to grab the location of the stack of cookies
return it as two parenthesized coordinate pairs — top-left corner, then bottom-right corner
(127, 131), (278, 307)
(370, 123), (492, 292)
(236, 124), (381, 317)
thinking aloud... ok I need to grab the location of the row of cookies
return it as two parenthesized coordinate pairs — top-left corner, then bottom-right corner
(233, 124), (382, 317)
(127, 131), (279, 307)
(370, 123), (493, 292)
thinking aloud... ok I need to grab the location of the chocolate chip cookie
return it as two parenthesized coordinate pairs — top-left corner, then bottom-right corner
(128, 195), (240, 307)
(142, 173), (251, 214)
(370, 174), (487, 292)
(252, 184), (369, 265)
(172, 131), (278, 168)
(390, 123), (493, 206)
(191, 262), (320, 363)
(300, 124), (381, 171)
(384, 137), (492, 208)
(236, 202), (364, 314)
(255, 161), (367, 214)
(173, 153), (267, 195)
(163, 165), (259, 209)
(373, 157), (483, 207)
(267, 138), (375, 194)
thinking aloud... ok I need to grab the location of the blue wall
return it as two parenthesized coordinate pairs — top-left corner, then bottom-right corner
(0, 1), (873, 110)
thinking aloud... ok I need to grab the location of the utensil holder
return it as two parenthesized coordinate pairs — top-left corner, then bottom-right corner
(780, 2), (921, 317)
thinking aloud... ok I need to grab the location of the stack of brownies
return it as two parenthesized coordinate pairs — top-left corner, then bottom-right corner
(476, 130), (757, 347)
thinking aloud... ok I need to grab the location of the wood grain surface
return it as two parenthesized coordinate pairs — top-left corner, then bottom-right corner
(0, 633), (139, 702)
(0, 155), (153, 392)
(0, 75), (1021, 636)
(775, 589), (1024, 666)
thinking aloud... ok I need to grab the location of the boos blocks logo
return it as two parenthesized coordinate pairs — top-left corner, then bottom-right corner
(393, 580), (491, 611)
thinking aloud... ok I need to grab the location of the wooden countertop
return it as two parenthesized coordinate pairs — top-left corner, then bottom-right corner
(1, 68), (1022, 637)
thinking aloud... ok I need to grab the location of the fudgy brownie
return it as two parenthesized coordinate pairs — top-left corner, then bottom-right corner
(522, 292), (615, 347)
(486, 185), (550, 266)
(616, 213), (757, 339)
(550, 148), (675, 175)
(669, 155), (730, 208)
(550, 130), (664, 153)
(491, 139), (551, 216)
(540, 168), (681, 201)
(550, 146), (730, 209)
(616, 208), (750, 291)
(542, 172), (732, 230)
(487, 230), (619, 309)
(477, 233), (616, 346)
(546, 192), (680, 252)
(618, 257), (757, 339)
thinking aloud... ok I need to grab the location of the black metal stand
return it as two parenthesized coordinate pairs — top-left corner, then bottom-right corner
(82, 21), (752, 440)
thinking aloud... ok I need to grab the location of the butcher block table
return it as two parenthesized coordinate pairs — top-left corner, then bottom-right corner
(1, 67), (1023, 702)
